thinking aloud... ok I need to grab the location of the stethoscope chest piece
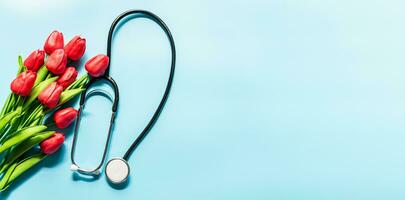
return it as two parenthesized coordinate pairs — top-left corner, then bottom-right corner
(105, 158), (130, 184)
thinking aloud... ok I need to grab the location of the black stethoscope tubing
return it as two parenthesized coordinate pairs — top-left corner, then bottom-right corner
(106, 9), (176, 161)
(71, 9), (175, 176)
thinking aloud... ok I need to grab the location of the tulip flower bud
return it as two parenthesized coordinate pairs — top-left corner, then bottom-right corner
(38, 82), (64, 108)
(85, 54), (109, 77)
(44, 30), (64, 54)
(53, 107), (78, 129)
(46, 49), (67, 75)
(10, 70), (37, 96)
(64, 36), (86, 61)
(40, 133), (65, 155)
(57, 67), (78, 89)
(24, 50), (45, 72)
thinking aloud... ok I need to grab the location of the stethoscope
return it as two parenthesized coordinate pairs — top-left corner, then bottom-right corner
(70, 10), (175, 185)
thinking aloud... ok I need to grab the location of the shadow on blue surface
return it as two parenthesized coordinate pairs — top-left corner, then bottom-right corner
(71, 172), (100, 182)
(106, 176), (130, 190)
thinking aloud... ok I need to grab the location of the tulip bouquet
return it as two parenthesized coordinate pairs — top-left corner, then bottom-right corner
(0, 31), (110, 191)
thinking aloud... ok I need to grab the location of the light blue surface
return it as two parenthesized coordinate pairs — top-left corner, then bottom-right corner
(0, 0), (405, 199)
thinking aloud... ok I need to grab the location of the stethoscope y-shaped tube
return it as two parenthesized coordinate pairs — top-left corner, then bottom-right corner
(70, 10), (176, 184)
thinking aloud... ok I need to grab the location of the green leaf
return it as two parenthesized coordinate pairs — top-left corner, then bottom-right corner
(0, 131), (54, 173)
(18, 56), (23, 67)
(0, 162), (17, 190)
(8, 153), (45, 182)
(34, 65), (49, 86)
(0, 153), (46, 191)
(19, 105), (42, 128)
(59, 88), (84, 106)
(7, 94), (17, 114)
(0, 125), (47, 154)
(0, 107), (21, 133)
(14, 95), (24, 109)
(5, 109), (25, 137)
(17, 56), (26, 75)
(0, 149), (11, 171)
(66, 74), (89, 90)
(2, 94), (17, 116)
(29, 118), (41, 127)
(0, 93), (12, 118)
(45, 73), (53, 79)
(24, 77), (58, 109)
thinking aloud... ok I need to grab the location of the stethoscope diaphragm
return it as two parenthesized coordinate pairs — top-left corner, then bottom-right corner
(105, 158), (130, 184)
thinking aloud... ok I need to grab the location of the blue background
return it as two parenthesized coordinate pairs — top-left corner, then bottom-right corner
(1, 0), (405, 199)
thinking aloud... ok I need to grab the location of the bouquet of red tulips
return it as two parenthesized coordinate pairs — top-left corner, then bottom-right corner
(0, 30), (109, 191)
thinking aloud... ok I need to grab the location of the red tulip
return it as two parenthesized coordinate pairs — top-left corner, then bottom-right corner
(10, 70), (37, 96)
(40, 133), (65, 155)
(64, 36), (86, 61)
(46, 49), (67, 75)
(44, 30), (64, 54)
(24, 50), (45, 72)
(57, 67), (78, 89)
(38, 82), (63, 108)
(85, 54), (109, 77)
(53, 107), (78, 129)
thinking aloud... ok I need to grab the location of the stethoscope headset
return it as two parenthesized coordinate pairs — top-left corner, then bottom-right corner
(70, 10), (175, 185)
